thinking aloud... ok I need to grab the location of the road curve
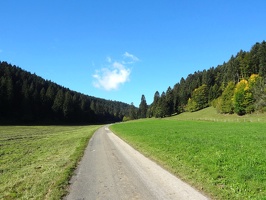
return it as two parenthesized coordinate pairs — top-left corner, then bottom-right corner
(65, 125), (209, 200)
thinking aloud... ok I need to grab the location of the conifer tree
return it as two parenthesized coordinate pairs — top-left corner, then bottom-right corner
(63, 91), (74, 118)
(139, 95), (148, 118)
(165, 86), (174, 116)
(52, 89), (64, 117)
(129, 102), (137, 120)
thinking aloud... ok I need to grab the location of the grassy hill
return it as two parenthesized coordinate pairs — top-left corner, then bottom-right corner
(171, 106), (266, 122)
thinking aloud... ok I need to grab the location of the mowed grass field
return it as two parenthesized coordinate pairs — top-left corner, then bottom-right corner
(0, 125), (101, 200)
(110, 108), (266, 200)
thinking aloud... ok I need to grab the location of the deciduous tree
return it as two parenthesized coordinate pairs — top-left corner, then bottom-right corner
(217, 82), (235, 114)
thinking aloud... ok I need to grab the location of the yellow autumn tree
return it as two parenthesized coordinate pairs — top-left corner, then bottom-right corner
(233, 74), (260, 115)
(186, 84), (208, 112)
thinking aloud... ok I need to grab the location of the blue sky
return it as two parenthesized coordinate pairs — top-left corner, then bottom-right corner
(1, 1), (266, 106)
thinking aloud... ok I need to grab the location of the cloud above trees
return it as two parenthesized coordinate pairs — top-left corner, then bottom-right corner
(93, 52), (139, 91)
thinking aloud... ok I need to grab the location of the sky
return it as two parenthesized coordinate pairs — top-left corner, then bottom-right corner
(1, 1), (266, 106)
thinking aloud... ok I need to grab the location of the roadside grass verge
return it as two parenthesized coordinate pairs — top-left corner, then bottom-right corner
(0, 125), (101, 200)
(110, 118), (266, 199)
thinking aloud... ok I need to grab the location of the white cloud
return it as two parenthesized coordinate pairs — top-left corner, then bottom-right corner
(93, 61), (131, 91)
(93, 52), (139, 91)
(123, 52), (139, 62)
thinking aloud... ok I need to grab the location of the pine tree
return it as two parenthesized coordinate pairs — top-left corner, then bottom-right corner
(165, 86), (174, 116)
(139, 95), (148, 118)
(63, 91), (74, 118)
(173, 83), (181, 113)
(157, 92), (167, 117)
(149, 91), (160, 117)
(259, 41), (266, 77)
(52, 89), (64, 117)
(45, 85), (56, 108)
(249, 74), (265, 112)
(129, 102), (137, 120)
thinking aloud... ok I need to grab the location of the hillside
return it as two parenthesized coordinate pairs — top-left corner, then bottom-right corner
(1, 41), (266, 124)
(143, 40), (266, 118)
(171, 107), (266, 122)
(0, 61), (132, 124)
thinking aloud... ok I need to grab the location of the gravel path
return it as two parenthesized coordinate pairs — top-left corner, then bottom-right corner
(65, 125), (209, 200)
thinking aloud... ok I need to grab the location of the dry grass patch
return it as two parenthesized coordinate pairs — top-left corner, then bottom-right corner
(0, 125), (101, 199)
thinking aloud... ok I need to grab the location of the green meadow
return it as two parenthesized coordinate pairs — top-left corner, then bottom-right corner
(110, 108), (266, 200)
(1, 107), (265, 200)
(0, 125), (101, 200)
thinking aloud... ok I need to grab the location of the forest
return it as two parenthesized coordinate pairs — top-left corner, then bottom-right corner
(0, 61), (132, 124)
(1, 41), (266, 124)
(137, 40), (266, 118)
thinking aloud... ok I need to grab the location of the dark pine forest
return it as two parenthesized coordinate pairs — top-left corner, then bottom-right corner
(0, 62), (132, 124)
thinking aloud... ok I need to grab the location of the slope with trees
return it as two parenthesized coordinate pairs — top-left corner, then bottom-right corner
(1, 41), (266, 123)
(142, 40), (266, 118)
(0, 61), (132, 124)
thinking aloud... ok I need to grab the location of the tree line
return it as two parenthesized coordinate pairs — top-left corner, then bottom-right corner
(1, 41), (266, 123)
(137, 40), (266, 118)
(0, 61), (132, 124)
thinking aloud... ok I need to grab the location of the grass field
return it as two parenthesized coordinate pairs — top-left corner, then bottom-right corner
(0, 125), (101, 200)
(172, 107), (266, 122)
(110, 109), (266, 199)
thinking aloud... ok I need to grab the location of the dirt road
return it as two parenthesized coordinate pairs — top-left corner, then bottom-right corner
(65, 126), (209, 200)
